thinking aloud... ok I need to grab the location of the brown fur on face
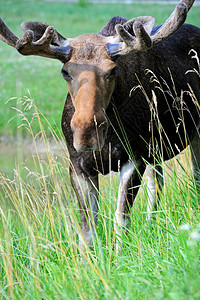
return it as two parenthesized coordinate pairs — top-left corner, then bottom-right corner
(62, 33), (116, 152)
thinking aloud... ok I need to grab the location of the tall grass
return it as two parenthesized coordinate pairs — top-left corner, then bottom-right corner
(0, 97), (199, 299)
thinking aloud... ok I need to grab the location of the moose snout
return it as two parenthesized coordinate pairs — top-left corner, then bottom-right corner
(71, 112), (108, 152)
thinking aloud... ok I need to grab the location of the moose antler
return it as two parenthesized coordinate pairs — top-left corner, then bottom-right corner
(151, 0), (194, 46)
(106, 0), (195, 56)
(0, 18), (71, 62)
(0, 18), (18, 47)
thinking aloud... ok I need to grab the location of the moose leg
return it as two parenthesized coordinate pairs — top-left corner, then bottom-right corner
(146, 164), (164, 222)
(115, 160), (145, 252)
(190, 133), (200, 183)
(70, 169), (99, 252)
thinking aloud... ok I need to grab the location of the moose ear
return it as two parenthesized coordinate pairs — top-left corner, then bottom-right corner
(21, 21), (68, 47)
(98, 16), (128, 37)
(123, 16), (155, 36)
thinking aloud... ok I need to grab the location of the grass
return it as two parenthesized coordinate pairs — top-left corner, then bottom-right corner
(0, 0), (200, 137)
(0, 99), (199, 299)
(0, 1), (200, 299)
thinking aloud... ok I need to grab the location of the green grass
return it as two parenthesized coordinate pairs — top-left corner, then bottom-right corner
(0, 1), (200, 299)
(0, 147), (200, 299)
(0, 96), (199, 299)
(0, 0), (200, 137)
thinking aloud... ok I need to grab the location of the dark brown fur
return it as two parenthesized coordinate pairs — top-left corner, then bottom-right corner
(62, 19), (200, 177)
(60, 16), (200, 251)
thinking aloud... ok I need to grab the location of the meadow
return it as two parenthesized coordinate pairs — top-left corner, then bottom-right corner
(0, 0), (200, 299)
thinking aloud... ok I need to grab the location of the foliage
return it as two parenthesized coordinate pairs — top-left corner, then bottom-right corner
(0, 98), (199, 299)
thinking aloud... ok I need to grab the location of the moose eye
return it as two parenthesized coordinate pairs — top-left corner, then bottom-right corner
(61, 69), (73, 81)
(105, 67), (117, 79)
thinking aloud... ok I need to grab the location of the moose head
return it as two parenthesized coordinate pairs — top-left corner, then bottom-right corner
(0, 0), (194, 152)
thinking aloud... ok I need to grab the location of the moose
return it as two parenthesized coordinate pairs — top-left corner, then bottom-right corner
(0, 0), (200, 252)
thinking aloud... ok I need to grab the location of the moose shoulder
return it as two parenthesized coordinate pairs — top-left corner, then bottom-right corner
(0, 0), (200, 253)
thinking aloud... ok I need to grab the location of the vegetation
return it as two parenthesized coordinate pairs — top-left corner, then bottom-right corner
(0, 1), (200, 299)
(0, 99), (200, 298)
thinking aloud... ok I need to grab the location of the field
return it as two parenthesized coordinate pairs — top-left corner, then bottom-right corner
(0, 0), (200, 299)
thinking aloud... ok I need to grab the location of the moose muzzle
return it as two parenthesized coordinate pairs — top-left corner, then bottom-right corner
(71, 109), (108, 152)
